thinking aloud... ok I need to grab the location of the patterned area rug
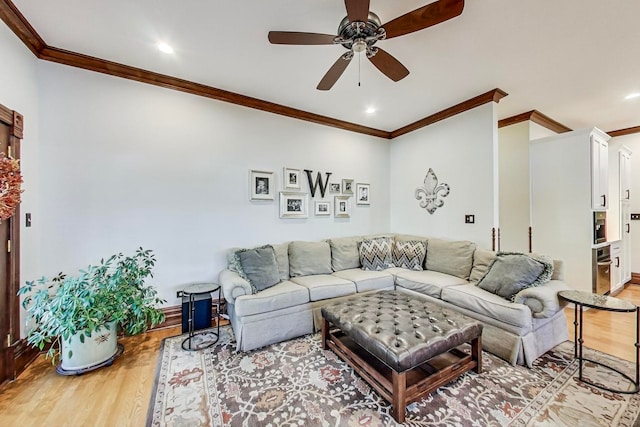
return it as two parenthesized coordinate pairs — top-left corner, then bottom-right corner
(147, 326), (640, 426)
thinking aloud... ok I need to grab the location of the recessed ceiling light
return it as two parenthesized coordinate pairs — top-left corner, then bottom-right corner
(365, 107), (376, 114)
(157, 42), (174, 54)
(625, 93), (640, 100)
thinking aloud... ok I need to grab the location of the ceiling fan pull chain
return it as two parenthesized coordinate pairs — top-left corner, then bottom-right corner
(358, 51), (361, 87)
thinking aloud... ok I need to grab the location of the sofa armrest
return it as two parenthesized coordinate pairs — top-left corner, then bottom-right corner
(219, 269), (252, 305)
(513, 280), (572, 318)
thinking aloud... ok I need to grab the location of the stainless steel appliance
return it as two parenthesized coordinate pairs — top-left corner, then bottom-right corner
(593, 211), (607, 245)
(592, 244), (611, 295)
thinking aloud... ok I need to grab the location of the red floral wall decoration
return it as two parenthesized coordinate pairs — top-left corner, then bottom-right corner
(0, 153), (23, 220)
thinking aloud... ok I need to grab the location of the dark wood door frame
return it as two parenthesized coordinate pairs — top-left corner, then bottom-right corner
(0, 102), (27, 385)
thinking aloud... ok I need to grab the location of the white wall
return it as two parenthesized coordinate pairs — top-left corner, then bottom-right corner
(32, 61), (390, 309)
(609, 133), (640, 273)
(389, 103), (497, 249)
(0, 23), (41, 287)
(498, 122), (530, 252)
(498, 121), (559, 252)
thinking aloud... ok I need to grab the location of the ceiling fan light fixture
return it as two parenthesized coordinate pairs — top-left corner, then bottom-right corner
(353, 39), (367, 53)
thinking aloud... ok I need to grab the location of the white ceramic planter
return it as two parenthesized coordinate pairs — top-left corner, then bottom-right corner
(60, 321), (118, 371)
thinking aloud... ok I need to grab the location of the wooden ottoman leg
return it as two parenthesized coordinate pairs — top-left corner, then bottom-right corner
(391, 370), (407, 423)
(321, 318), (329, 350)
(472, 336), (482, 373)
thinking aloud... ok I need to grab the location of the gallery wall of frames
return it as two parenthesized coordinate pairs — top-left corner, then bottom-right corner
(249, 168), (370, 219)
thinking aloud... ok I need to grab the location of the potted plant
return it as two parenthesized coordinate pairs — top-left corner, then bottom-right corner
(18, 247), (166, 374)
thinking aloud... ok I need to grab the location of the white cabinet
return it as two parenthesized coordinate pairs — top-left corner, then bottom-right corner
(622, 203), (632, 283)
(611, 241), (623, 293)
(530, 128), (610, 292)
(591, 133), (609, 210)
(620, 149), (632, 203)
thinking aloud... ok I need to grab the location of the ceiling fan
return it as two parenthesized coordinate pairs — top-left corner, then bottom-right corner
(268, 0), (465, 90)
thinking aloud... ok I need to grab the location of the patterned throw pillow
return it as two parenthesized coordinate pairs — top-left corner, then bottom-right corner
(392, 240), (426, 270)
(358, 237), (393, 271)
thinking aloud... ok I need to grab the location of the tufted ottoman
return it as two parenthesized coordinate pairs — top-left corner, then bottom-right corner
(321, 290), (483, 423)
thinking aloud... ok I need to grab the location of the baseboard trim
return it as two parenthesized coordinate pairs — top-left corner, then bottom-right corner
(630, 273), (640, 285)
(10, 338), (41, 380)
(150, 303), (229, 331)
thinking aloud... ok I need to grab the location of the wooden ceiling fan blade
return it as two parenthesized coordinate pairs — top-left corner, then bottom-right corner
(268, 31), (337, 45)
(368, 48), (409, 82)
(344, 0), (370, 23)
(381, 0), (464, 40)
(317, 55), (352, 91)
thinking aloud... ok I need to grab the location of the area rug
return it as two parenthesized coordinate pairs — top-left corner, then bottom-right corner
(147, 326), (640, 426)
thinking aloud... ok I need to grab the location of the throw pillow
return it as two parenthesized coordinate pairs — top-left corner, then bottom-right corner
(392, 240), (426, 270)
(235, 245), (281, 293)
(476, 252), (550, 301)
(358, 237), (393, 271)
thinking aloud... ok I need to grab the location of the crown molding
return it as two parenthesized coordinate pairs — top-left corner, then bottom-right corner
(0, 0), (44, 55)
(607, 126), (640, 138)
(498, 110), (572, 134)
(390, 88), (508, 139)
(1, 0), (504, 140)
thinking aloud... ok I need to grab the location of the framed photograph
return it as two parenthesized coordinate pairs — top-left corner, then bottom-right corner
(250, 170), (275, 200)
(280, 192), (308, 218)
(334, 196), (350, 218)
(356, 183), (370, 205)
(342, 179), (354, 195)
(315, 201), (331, 216)
(329, 182), (341, 193)
(283, 167), (301, 190)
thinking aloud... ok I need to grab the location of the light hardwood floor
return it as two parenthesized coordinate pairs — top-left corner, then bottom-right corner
(1, 286), (638, 426)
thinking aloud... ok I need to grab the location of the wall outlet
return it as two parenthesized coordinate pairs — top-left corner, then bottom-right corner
(465, 214), (475, 224)
(631, 213), (640, 221)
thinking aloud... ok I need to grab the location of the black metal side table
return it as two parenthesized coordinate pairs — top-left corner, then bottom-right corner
(558, 290), (639, 394)
(181, 283), (221, 351)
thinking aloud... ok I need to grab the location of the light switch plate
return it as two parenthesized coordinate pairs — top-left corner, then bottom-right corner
(465, 214), (475, 224)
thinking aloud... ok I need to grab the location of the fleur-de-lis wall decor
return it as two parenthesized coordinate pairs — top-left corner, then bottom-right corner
(415, 168), (450, 214)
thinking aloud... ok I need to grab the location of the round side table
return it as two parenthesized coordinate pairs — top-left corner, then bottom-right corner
(181, 283), (221, 351)
(558, 290), (639, 394)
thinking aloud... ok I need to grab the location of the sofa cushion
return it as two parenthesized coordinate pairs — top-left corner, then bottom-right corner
(469, 249), (497, 283)
(272, 242), (290, 280)
(392, 240), (426, 270)
(442, 284), (533, 330)
(328, 236), (362, 271)
(290, 274), (356, 301)
(477, 252), (552, 300)
(425, 238), (476, 280)
(358, 237), (393, 271)
(235, 245), (281, 292)
(234, 280), (310, 317)
(332, 268), (394, 293)
(394, 269), (467, 298)
(394, 234), (428, 244)
(289, 241), (332, 277)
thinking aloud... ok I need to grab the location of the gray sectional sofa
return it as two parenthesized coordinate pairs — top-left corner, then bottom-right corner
(218, 234), (570, 367)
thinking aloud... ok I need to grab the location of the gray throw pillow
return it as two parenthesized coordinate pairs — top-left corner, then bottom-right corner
(392, 240), (426, 270)
(476, 253), (545, 301)
(235, 245), (280, 293)
(358, 237), (393, 271)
